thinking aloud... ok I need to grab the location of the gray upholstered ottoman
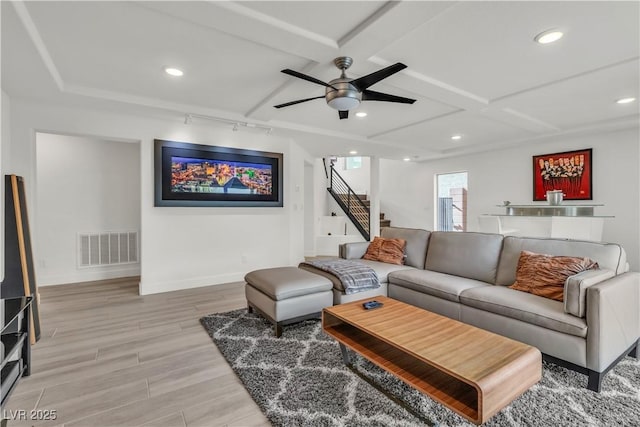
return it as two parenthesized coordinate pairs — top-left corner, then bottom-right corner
(245, 267), (333, 337)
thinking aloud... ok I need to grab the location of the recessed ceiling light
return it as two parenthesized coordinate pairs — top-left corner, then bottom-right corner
(616, 97), (636, 104)
(403, 157), (411, 162)
(534, 30), (564, 44)
(451, 135), (462, 141)
(164, 67), (184, 77)
(355, 112), (368, 118)
(349, 150), (358, 155)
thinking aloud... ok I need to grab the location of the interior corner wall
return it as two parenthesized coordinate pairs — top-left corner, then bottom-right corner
(8, 99), (308, 295)
(379, 127), (640, 271)
(313, 158), (329, 221)
(303, 161), (315, 256)
(35, 133), (141, 285)
(1, 90), (11, 282)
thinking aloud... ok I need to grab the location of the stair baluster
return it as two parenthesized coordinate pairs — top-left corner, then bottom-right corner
(327, 166), (370, 241)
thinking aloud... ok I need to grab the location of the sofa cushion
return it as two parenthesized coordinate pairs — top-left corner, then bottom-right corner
(381, 227), (430, 269)
(460, 286), (587, 338)
(389, 269), (489, 303)
(244, 267), (333, 300)
(496, 236), (627, 286)
(363, 236), (406, 265)
(509, 251), (599, 301)
(299, 259), (414, 291)
(424, 232), (504, 284)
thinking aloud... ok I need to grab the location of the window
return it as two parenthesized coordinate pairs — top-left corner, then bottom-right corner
(435, 172), (468, 232)
(345, 156), (362, 170)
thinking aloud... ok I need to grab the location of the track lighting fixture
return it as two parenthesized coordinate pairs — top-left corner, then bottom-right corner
(183, 113), (273, 135)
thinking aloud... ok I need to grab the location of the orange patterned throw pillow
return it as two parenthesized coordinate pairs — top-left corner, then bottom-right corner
(363, 236), (407, 265)
(509, 251), (599, 301)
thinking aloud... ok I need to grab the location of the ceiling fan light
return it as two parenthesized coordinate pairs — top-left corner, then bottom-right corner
(327, 96), (360, 111)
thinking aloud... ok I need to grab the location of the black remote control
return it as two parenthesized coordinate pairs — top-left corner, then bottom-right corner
(363, 300), (383, 310)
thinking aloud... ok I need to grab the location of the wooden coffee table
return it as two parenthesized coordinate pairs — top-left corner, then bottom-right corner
(322, 296), (541, 425)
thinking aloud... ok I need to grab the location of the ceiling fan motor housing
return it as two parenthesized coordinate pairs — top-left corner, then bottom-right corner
(326, 78), (361, 110)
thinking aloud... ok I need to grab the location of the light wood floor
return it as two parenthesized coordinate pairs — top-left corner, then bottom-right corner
(4, 277), (270, 427)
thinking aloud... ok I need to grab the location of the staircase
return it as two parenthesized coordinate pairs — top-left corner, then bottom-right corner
(326, 165), (392, 241)
(356, 195), (391, 228)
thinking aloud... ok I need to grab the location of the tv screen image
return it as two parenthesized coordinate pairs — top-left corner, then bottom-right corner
(170, 157), (273, 196)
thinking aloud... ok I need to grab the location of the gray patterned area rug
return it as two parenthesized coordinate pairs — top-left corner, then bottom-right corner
(200, 309), (640, 427)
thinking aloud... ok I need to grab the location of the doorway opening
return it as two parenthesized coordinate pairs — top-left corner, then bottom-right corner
(35, 132), (141, 289)
(435, 171), (468, 232)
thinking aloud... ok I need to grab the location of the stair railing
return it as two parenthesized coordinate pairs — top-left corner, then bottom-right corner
(328, 165), (370, 241)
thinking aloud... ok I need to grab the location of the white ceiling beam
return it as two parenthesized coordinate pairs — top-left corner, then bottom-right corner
(336, 1), (456, 63)
(136, 1), (337, 62)
(11, 1), (64, 91)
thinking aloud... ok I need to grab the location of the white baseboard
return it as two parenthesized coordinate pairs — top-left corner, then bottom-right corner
(139, 272), (245, 295)
(39, 266), (141, 286)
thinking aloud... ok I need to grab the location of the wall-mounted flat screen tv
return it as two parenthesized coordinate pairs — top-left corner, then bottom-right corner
(154, 139), (283, 207)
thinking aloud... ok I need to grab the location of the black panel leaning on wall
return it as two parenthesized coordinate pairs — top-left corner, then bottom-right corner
(2, 175), (41, 343)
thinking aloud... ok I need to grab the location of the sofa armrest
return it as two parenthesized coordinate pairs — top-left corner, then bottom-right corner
(586, 272), (640, 372)
(564, 269), (615, 317)
(339, 242), (370, 259)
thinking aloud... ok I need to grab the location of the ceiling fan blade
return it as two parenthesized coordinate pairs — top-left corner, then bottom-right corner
(362, 89), (416, 104)
(350, 63), (407, 90)
(274, 96), (325, 109)
(281, 69), (337, 90)
(339, 110), (349, 120)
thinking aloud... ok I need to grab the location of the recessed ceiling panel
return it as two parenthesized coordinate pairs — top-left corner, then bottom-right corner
(242, 1), (386, 41)
(503, 60), (640, 129)
(377, 1), (640, 100)
(1, 3), (60, 98)
(24, 1), (309, 114)
(378, 111), (533, 152)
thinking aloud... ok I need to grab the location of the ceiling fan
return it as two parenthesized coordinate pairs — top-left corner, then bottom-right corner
(274, 56), (416, 119)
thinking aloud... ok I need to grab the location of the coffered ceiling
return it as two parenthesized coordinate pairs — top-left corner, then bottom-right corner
(2, 1), (639, 160)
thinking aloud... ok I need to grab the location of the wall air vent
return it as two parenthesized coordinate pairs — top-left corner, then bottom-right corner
(78, 231), (138, 268)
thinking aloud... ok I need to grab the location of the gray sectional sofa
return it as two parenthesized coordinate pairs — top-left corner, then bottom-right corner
(333, 227), (640, 392)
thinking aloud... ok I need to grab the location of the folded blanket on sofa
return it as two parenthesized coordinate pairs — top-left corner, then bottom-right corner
(300, 259), (379, 295)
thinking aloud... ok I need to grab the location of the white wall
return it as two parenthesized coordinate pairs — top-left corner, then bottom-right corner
(35, 133), (140, 285)
(1, 91), (10, 282)
(303, 162), (315, 256)
(313, 158), (330, 240)
(379, 128), (640, 271)
(380, 159), (429, 230)
(334, 156), (370, 196)
(7, 99), (309, 294)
